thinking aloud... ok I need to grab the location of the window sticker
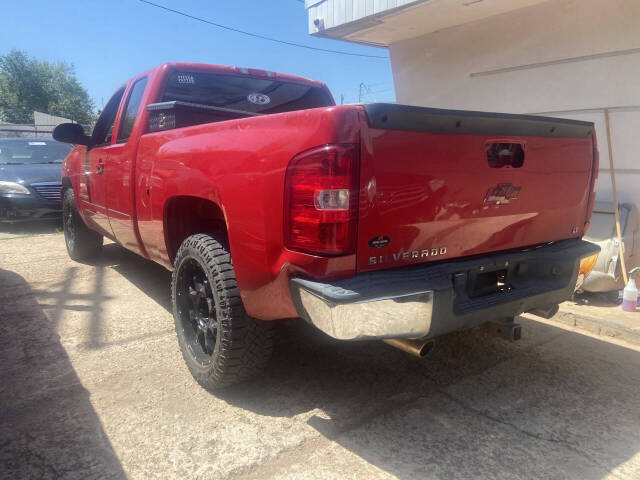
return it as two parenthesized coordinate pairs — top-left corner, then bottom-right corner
(247, 93), (271, 105)
(177, 74), (195, 84)
(28, 141), (47, 145)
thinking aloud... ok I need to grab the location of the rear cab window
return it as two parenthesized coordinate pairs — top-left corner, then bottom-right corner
(163, 71), (333, 115)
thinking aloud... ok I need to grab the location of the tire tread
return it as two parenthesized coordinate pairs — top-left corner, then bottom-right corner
(172, 234), (275, 389)
(62, 189), (103, 260)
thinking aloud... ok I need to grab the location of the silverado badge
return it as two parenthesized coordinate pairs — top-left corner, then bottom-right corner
(368, 246), (447, 266)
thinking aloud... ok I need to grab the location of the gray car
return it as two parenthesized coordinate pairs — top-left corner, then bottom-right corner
(0, 137), (72, 222)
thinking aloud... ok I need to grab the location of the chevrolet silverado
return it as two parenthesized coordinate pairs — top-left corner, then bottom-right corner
(54, 62), (600, 389)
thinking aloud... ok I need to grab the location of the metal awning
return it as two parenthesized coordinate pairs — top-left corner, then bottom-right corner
(306, 0), (551, 47)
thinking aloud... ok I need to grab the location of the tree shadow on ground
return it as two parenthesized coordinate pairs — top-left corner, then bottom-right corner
(89, 243), (172, 312)
(24, 242), (171, 354)
(0, 267), (126, 480)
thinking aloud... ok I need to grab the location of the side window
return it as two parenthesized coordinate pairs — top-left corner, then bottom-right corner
(92, 87), (125, 147)
(117, 77), (148, 143)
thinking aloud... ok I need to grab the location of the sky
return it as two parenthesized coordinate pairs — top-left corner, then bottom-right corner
(0, 0), (395, 110)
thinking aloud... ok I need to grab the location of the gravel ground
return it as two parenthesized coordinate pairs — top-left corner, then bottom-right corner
(1, 224), (639, 480)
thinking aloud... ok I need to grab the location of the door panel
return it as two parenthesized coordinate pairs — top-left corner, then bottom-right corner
(81, 147), (112, 236)
(104, 76), (149, 256)
(80, 86), (126, 238)
(104, 147), (139, 252)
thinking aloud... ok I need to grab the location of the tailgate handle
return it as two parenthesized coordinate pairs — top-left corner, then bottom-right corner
(486, 142), (524, 168)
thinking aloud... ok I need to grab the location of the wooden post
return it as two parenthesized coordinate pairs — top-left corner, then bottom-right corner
(604, 108), (629, 285)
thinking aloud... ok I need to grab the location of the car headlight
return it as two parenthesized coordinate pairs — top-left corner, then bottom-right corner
(0, 181), (31, 195)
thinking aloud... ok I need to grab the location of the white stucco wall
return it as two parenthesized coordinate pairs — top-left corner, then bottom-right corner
(389, 0), (640, 214)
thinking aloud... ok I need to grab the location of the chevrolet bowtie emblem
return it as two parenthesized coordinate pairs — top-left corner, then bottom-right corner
(484, 183), (522, 205)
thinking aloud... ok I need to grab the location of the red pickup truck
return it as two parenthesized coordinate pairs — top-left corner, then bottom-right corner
(54, 62), (599, 389)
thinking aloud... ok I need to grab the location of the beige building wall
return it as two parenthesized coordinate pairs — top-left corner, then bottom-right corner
(388, 0), (640, 210)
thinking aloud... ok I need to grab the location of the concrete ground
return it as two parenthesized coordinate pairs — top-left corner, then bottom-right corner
(552, 297), (640, 347)
(1, 223), (639, 480)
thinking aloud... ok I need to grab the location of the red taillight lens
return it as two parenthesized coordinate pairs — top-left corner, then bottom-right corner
(284, 144), (359, 256)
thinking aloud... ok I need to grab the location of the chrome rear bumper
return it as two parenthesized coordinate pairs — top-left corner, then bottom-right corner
(289, 239), (600, 342)
(294, 287), (433, 340)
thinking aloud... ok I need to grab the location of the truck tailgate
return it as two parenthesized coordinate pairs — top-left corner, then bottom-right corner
(357, 104), (596, 273)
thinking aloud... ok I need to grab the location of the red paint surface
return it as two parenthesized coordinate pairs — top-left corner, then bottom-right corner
(62, 62), (598, 321)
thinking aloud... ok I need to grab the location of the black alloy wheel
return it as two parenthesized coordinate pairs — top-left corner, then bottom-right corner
(63, 197), (76, 252)
(61, 188), (103, 260)
(171, 234), (275, 389)
(175, 258), (218, 364)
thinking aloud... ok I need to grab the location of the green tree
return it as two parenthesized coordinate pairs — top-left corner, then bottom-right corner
(0, 50), (94, 125)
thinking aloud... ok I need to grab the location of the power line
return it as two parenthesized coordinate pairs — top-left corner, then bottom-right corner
(366, 87), (394, 95)
(357, 82), (394, 102)
(138, 0), (389, 59)
(364, 81), (391, 88)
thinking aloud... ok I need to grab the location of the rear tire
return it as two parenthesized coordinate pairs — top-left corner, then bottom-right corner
(172, 234), (275, 390)
(62, 188), (103, 261)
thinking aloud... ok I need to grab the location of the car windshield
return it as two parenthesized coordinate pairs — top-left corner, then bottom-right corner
(0, 139), (72, 165)
(162, 71), (334, 115)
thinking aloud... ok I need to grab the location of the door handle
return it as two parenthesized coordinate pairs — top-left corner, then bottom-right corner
(96, 158), (104, 175)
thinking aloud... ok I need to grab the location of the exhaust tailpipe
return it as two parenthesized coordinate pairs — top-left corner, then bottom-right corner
(383, 338), (435, 358)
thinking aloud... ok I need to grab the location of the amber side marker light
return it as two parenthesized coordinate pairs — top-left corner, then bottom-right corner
(576, 253), (599, 291)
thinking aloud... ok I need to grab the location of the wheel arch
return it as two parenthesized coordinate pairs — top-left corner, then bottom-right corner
(163, 195), (229, 264)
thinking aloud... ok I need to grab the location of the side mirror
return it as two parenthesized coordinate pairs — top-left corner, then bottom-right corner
(53, 123), (91, 146)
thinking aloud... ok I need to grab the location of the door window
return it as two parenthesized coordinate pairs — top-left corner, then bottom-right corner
(91, 87), (125, 147)
(117, 77), (148, 143)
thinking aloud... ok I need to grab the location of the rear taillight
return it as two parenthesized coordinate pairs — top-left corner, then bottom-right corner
(284, 144), (359, 256)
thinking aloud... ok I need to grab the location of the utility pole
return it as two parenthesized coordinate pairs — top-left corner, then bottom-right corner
(340, 94), (344, 105)
(358, 82), (374, 103)
(357, 82), (393, 104)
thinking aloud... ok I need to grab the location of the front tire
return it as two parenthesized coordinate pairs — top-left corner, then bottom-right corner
(172, 234), (275, 390)
(62, 188), (103, 261)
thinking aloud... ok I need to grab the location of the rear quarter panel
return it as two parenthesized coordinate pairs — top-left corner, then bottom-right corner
(136, 106), (360, 319)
